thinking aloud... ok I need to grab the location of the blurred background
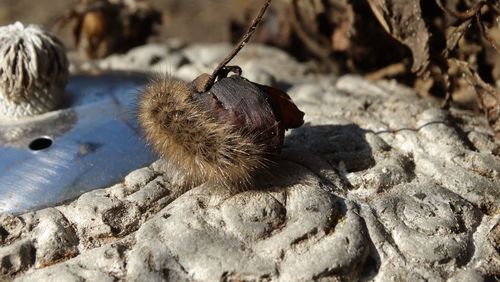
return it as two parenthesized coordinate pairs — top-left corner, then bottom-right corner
(0, 0), (246, 44)
(1, 0), (499, 136)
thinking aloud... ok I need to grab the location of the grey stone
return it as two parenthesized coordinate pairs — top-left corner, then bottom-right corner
(56, 189), (122, 249)
(125, 176), (172, 211)
(448, 269), (485, 282)
(182, 43), (232, 68)
(370, 182), (481, 264)
(124, 167), (157, 194)
(1, 44), (499, 281)
(30, 208), (78, 268)
(108, 184), (127, 200)
(16, 243), (128, 282)
(75, 42), (187, 74)
(126, 162), (364, 281)
(0, 240), (35, 279)
(467, 214), (500, 277)
(236, 61), (276, 86)
(234, 44), (311, 84)
(0, 209), (78, 279)
(0, 214), (26, 246)
(179, 43), (309, 85)
(174, 64), (208, 83)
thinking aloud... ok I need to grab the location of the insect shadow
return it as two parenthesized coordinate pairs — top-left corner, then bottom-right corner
(245, 123), (375, 193)
(284, 123), (375, 172)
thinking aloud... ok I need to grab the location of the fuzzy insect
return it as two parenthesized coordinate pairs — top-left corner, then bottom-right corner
(137, 0), (304, 189)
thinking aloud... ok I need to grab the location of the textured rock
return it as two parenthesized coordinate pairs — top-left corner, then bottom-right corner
(1, 43), (499, 281)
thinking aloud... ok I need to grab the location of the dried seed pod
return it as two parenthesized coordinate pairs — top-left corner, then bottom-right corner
(0, 22), (69, 119)
(137, 0), (304, 188)
(54, 0), (161, 59)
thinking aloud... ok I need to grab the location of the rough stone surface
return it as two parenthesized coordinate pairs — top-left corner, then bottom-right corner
(1, 43), (499, 281)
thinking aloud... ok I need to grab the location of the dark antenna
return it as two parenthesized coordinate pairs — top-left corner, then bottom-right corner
(203, 0), (272, 91)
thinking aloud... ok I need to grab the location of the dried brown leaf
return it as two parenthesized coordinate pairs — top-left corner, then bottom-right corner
(443, 19), (472, 58)
(366, 0), (390, 34)
(450, 58), (500, 139)
(477, 13), (500, 54)
(367, 0), (430, 75)
(291, 0), (354, 53)
(329, 2), (355, 51)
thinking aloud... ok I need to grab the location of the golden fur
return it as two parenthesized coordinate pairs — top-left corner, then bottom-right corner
(137, 77), (267, 189)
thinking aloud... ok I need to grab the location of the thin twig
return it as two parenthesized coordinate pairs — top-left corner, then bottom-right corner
(435, 0), (486, 20)
(442, 19), (472, 58)
(476, 13), (500, 54)
(450, 58), (500, 105)
(489, 1), (500, 14)
(449, 58), (500, 137)
(51, 10), (77, 32)
(365, 62), (407, 81)
(202, 0), (272, 91)
(441, 71), (453, 109)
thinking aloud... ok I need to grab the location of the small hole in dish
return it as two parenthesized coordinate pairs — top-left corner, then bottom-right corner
(29, 137), (53, 151)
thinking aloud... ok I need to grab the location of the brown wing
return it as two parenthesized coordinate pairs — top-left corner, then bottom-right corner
(194, 76), (283, 153)
(254, 83), (304, 129)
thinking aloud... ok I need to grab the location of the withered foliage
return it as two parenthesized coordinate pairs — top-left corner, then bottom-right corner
(231, 1), (411, 73)
(54, 0), (161, 59)
(231, 0), (500, 139)
(367, 0), (430, 75)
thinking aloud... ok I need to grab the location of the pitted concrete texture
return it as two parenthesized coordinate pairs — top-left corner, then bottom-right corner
(1, 44), (499, 281)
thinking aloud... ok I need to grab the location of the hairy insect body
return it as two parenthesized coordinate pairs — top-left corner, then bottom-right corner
(137, 0), (304, 189)
(138, 77), (267, 188)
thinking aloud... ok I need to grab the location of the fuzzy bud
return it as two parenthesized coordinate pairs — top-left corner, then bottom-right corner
(0, 22), (69, 119)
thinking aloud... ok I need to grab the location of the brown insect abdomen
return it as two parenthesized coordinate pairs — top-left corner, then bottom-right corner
(193, 75), (304, 154)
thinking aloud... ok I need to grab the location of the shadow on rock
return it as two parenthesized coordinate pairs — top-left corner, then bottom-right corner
(284, 123), (375, 172)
